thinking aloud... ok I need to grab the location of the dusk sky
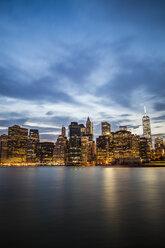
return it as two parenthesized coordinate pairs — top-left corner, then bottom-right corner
(0, 0), (165, 141)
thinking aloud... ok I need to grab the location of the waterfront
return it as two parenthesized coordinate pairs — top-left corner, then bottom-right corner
(1, 167), (165, 247)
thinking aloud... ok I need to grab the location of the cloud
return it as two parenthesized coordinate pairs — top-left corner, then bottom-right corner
(0, 0), (165, 140)
(154, 103), (165, 112)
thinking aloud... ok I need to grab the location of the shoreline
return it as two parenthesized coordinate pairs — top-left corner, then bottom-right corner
(1, 162), (165, 168)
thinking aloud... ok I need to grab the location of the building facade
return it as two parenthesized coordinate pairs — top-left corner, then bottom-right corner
(7, 125), (28, 163)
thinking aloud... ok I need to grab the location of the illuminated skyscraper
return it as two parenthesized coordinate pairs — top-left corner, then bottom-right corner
(62, 126), (66, 137)
(68, 122), (81, 165)
(113, 129), (132, 160)
(37, 142), (54, 164)
(7, 125), (28, 163)
(79, 124), (86, 136)
(142, 108), (152, 149)
(86, 117), (93, 141)
(27, 129), (40, 163)
(139, 137), (151, 160)
(96, 135), (112, 165)
(81, 136), (89, 165)
(155, 136), (164, 149)
(102, 122), (111, 136)
(54, 134), (67, 165)
(0, 134), (8, 163)
(155, 136), (164, 158)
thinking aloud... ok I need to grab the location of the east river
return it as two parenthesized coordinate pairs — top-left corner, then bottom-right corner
(0, 167), (165, 247)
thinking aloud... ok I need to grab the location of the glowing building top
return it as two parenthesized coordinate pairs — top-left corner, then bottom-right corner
(142, 107), (152, 149)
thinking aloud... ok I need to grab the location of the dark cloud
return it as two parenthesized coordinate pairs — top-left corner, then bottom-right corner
(96, 55), (165, 110)
(46, 111), (54, 115)
(0, 118), (28, 127)
(154, 103), (165, 112)
(51, 47), (100, 86)
(152, 115), (165, 121)
(0, 65), (74, 103)
(0, 0), (165, 139)
(127, 124), (141, 129)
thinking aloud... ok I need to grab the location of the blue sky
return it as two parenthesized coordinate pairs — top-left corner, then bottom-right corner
(0, 0), (165, 141)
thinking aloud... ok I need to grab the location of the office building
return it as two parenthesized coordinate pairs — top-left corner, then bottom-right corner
(27, 129), (40, 163)
(139, 137), (151, 160)
(0, 134), (8, 163)
(86, 117), (93, 141)
(37, 142), (54, 164)
(68, 122), (81, 165)
(155, 136), (164, 158)
(142, 109), (152, 149)
(54, 133), (67, 165)
(62, 126), (66, 137)
(102, 122), (111, 136)
(96, 135), (112, 165)
(7, 125), (28, 163)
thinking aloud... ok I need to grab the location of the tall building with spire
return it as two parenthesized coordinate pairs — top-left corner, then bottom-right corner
(86, 117), (93, 141)
(142, 107), (152, 149)
(62, 126), (66, 137)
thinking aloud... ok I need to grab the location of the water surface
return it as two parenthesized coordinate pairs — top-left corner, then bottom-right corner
(0, 167), (165, 247)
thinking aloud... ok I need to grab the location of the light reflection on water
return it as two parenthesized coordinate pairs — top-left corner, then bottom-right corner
(0, 167), (165, 247)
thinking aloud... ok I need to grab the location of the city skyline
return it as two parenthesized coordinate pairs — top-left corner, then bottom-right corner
(0, 109), (164, 142)
(0, 108), (164, 142)
(0, 0), (165, 141)
(1, 115), (164, 165)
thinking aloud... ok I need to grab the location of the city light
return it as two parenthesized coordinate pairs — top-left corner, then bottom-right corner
(0, 114), (164, 166)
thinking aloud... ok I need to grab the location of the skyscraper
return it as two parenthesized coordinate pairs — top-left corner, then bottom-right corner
(102, 122), (111, 136)
(155, 136), (164, 158)
(0, 134), (8, 163)
(96, 135), (112, 165)
(54, 134), (67, 165)
(7, 125), (28, 163)
(68, 122), (81, 165)
(37, 142), (54, 164)
(142, 108), (152, 149)
(27, 129), (40, 163)
(86, 117), (93, 141)
(62, 126), (66, 137)
(155, 136), (164, 149)
(139, 137), (151, 160)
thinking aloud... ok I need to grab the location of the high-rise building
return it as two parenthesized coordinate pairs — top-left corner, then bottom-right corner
(96, 135), (112, 165)
(112, 129), (141, 163)
(86, 117), (93, 141)
(132, 134), (140, 158)
(155, 136), (164, 159)
(7, 125), (28, 163)
(102, 122), (111, 136)
(79, 124), (86, 137)
(113, 129), (132, 160)
(27, 129), (40, 163)
(54, 135), (67, 165)
(81, 136), (89, 165)
(155, 136), (164, 149)
(68, 122), (81, 165)
(142, 109), (152, 149)
(0, 134), (8, 163)
(37, 142), (54, 164)
(139, 137), (151, 160)
(69, 122), (81, 137)
(62, 126), (66, 137)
